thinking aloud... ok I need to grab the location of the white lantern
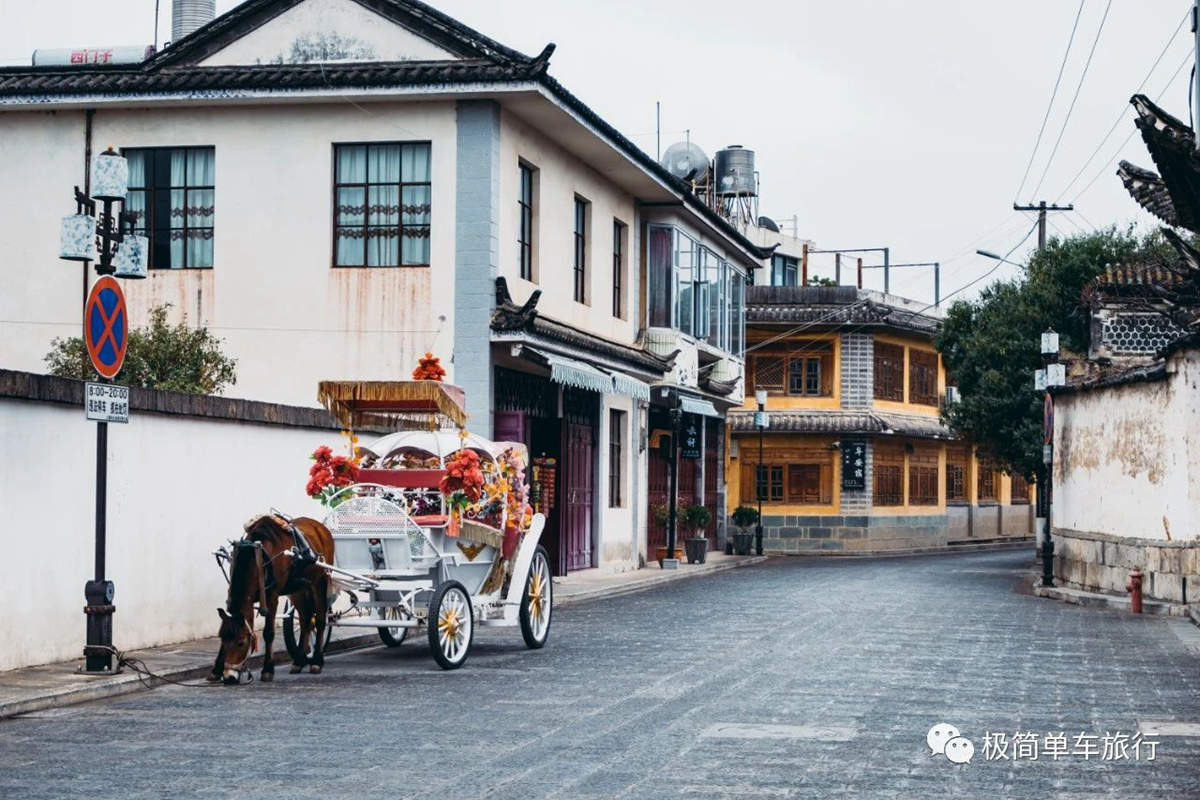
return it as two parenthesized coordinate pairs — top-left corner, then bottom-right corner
(92, 148), (129, 201)
(1033, 369), (1046, 391)
(1046, 363), (1067, 388)
(60, 213), (96, 261)
(114, 234), (148, 279)
(1040, 329), (1060, 356)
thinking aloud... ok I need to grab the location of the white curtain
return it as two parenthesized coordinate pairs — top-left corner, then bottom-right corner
(336, 146), (367, 266)
(124, 151), (147, 238)
(185, 149), (214, 268)
(401, 144), (431, 265)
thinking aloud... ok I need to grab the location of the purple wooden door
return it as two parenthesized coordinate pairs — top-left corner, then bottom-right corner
(564, 422), (594, 571)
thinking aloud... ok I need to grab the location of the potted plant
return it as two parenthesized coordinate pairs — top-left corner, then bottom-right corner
(731, 506), (759, 556)
(683, 505), (711, 564)
(652, 504), (684, 566)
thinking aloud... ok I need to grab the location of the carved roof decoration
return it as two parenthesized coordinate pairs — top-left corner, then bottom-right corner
(491, 278), (672, 375)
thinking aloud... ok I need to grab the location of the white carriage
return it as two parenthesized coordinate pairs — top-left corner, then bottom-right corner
(286, 380), (552, 670)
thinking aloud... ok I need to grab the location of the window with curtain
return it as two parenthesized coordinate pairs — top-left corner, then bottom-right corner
(731, 269), (746, 355)
(675, 233), (697, 336)
(909, 349), (939, 406)
(612, 220), (626, 319)
(609, 409), (624, 507)
(874, 342), (905, 401)
(753, 343), (833, 397)
(124, 147), (215, 269)
(752, 465), (785, 502)
(334, 142), (431, 267)
(573, 197), (589, 303)
(648, 225), (674, 327)
(518, 161), (535, 281)
(771, 254), (799, 286)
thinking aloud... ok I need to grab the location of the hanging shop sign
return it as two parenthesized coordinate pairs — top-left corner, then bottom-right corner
(680, 418), (701, 459)
(841, 440), (867, 490)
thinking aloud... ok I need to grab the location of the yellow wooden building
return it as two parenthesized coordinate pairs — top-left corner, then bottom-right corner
(726, 285), (1034, 552)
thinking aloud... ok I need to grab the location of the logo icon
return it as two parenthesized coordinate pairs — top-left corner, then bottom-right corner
(928, 723), (973, 766)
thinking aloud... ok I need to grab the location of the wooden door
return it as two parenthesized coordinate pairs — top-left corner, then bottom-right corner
(563, 422), (594, 572)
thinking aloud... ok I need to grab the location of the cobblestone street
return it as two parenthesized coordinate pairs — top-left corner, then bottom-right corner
(2, 551), (1198, 798)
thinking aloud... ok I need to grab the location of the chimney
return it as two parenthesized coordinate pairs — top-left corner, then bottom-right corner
(172, 0), (216, 42)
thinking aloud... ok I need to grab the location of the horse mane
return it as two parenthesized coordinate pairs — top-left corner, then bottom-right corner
(226, 542), (259, 617)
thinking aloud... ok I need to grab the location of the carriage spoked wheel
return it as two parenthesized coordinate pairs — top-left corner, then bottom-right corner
(519, 545), (552, 649)
(427, 580), (474, 670)
(376, 606), (408, 647)
(282, 607), (332, 664)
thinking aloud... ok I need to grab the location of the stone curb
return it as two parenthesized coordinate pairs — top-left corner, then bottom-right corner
(1032, 583), (1191, 617)
(553, 556), (768, 607)
(0, 631), (379, 721)
(770, 537), (1034, 559)
(1, 557), (767, 720)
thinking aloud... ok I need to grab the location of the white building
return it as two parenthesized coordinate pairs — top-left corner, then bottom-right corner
(0, 0), (768, 573)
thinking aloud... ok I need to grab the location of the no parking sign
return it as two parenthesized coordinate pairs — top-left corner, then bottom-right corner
(84, 276), (127, 379)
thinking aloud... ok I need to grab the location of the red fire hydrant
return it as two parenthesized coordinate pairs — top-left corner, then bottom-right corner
(1127, 570), (1144, 615)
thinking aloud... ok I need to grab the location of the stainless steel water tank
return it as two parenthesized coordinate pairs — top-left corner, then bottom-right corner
(173, 0), (216, 41)
(714, 146), (757, 197)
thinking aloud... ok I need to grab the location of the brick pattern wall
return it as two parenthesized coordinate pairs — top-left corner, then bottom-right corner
(454, 100), (502, 437)
(1053, 528), (1199, 604)
(840, 332), (874, 409)
(759, 513), (950, 553)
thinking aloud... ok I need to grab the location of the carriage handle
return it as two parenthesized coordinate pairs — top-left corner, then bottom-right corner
(283, 548), (381, 589)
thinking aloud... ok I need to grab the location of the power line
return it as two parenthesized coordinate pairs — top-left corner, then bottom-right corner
(1014, 0), (1088, 203)
(1052, 8), (1189, 203)
(1029, 0), (1115, 200)
(1071, 48), (1193, 203)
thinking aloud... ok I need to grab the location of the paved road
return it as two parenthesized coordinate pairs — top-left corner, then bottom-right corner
(3, 551), (1199, 798)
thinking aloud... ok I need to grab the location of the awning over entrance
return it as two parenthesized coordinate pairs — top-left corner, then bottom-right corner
(532, 349), (612, 394)
(524, 347), (651, 401)
(608, 371), (651, 402)
(679, 396), (721, 418)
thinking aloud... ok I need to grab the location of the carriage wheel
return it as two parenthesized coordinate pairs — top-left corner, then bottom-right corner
(282, 608), (332, 663)
(427, 581), (473, 670)
(519, 545), (553, 649)
(376, 606), (408, 647)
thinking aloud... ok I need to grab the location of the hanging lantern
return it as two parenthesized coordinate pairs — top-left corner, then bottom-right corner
(60, 213), (97, 261)
(92, 147), (129, 201)
(114, 234), (148, 279)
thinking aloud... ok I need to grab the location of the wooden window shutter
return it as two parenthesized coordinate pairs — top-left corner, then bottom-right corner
(820, 354), (834, 396)
(819, 463), (832, 504)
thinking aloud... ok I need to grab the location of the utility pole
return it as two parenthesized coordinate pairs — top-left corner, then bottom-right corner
(1193, 0), (1200, 151)
(1012, 200), (1071, 578)
(1013, 201), (1073, 250)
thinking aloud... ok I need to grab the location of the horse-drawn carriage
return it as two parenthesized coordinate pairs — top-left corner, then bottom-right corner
(217, 379), (552, 678)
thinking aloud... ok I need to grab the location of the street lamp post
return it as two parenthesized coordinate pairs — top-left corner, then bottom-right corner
(754, 389), (768, 556)
(59, 146), (146, 673)
(1037, 328), (1063, 588)
(664, 394), (681, 570)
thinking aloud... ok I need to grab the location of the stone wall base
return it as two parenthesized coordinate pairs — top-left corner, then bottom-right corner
(1051, 528), (1200, 604)
(753, 508), (1033, 553)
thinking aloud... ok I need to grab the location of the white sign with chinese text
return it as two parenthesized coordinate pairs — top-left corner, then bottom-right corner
(85, 382), (130, 424)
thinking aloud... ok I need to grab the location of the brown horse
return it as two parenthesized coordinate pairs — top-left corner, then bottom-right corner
(210, 514), (335, 685)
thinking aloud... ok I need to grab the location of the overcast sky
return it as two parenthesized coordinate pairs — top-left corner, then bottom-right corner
(2, 0), (1189, 305)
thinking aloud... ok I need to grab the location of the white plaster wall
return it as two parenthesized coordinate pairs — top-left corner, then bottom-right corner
(199, 0), (457, 65)
(1053, 350), (1200, 542)
(596, 393), (638, 567)
(0, 398), (337, 672)
(498, 108), (638, 346)
(0, 101), (458, 407)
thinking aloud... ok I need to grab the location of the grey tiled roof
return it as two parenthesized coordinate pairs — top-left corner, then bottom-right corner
(746, 286), (941, 335)
(1131, 93), (1200, 234)
(0, 59), (541, 96)
(1117, 160), (1178, 227)
(728, 409), (953, 439)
